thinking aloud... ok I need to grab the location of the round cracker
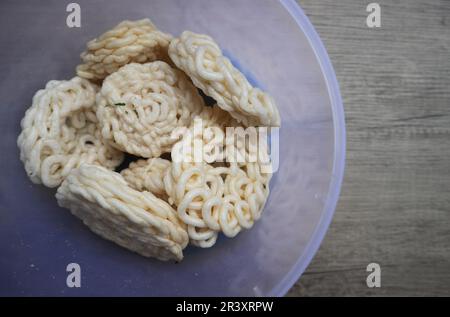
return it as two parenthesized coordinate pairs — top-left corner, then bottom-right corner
(56, 164), (189, 261)
(168, 31), (280, 127)
(76, 19), (173, 82)
(96, 61), (204, 158)
(17, 77), (124, 188)
(164, 106), (272, 247)
(121, 158), (171, 200)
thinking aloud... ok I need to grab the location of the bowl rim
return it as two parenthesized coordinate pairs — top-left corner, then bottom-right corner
(271, 0), (347, 296)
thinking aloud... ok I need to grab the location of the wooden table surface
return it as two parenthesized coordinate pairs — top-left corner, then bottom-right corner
(288, 0), (450, 296)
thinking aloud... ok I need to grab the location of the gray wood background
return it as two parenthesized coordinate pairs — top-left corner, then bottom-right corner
(287, 0), (450, 296)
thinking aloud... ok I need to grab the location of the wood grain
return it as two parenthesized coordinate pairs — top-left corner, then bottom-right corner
(288, 0), (450, 296)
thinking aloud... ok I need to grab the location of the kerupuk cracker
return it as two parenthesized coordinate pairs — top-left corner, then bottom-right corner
(121, 158), (171, 200)
(164, 106), (272, 247)
(96, 61), (204, 158)
(77, 19), (173, 82)
(56, 164), (189, 261)
(17, 77), (124, 188)
(168, 31), (281, 127)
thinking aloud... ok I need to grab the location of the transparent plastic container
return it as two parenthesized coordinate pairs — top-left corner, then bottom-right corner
(0, 0), (345, 296)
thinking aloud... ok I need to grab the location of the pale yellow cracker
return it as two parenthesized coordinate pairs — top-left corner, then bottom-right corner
(121, 158), (171, 200)
(56, 164), (189, 261)
(17, 77), (124, 188)
(168, 31), (281, 127)
(77, 19), (173, 82)
(96, 61), (204, 158)
(164, 106), (272, 247)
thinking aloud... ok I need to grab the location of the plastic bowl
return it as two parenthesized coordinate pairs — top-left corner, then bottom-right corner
(0, 0), (345, 296)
